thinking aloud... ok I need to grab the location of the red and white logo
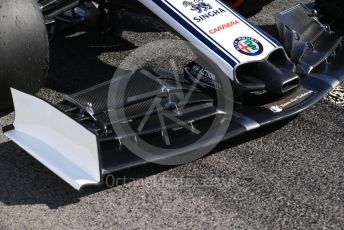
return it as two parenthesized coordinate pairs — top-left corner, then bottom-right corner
(234, 36), (264, 56)
(209, 20), (240, 34)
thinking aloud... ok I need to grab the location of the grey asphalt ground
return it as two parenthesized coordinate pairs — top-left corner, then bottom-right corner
(1, 0), (344, 229)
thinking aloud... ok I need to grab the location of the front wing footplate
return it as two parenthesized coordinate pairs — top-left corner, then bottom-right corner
(4, 89), (101, 190)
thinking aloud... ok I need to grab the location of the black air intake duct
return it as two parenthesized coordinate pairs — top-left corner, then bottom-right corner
(235, 49), (300, 95)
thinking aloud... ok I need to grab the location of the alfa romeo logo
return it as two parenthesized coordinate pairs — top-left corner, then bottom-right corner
(234, 36), (264, 56)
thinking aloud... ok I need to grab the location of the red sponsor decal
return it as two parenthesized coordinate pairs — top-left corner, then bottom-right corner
(209, 20), (240, 34)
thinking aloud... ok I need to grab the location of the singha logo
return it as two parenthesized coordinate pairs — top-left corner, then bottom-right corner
(183, 0), (213, 13)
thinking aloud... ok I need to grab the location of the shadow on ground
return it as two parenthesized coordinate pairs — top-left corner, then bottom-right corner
(47, 28), (136, 94)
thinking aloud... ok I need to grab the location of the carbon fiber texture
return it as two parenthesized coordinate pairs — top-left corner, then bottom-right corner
(61, 69), (219, 140)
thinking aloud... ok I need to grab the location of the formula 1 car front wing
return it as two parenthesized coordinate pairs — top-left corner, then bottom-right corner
(3, 1), (344, 190)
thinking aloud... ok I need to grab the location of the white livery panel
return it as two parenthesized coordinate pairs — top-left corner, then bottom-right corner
(139, 0), (281, 80)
